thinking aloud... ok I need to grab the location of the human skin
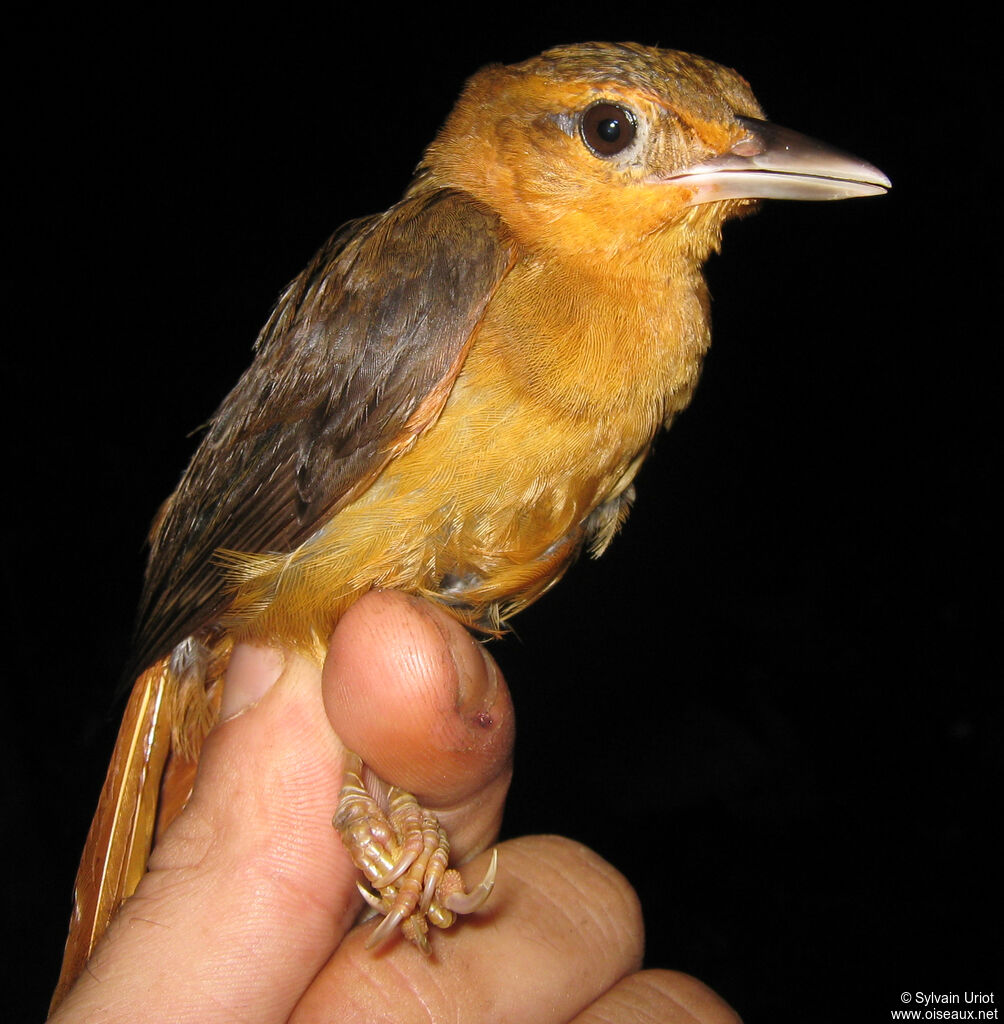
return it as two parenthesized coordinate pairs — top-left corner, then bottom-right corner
(49, 591), (739, 1023)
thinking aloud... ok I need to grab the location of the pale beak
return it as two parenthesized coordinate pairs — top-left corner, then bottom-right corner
(667, 116), (891, 206)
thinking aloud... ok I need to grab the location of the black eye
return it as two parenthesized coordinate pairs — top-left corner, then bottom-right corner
(580, 103), (637, 156)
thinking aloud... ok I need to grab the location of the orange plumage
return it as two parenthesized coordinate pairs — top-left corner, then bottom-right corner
(52, 41), (888, 1009)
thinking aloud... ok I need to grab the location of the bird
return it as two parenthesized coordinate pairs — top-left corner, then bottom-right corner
(51, 40), (889, 1009)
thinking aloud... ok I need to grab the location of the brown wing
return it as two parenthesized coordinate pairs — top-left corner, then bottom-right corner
(130, 188), (514, 676)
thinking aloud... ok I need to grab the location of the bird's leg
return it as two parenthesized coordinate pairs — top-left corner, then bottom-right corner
(333, 751), (498, 953)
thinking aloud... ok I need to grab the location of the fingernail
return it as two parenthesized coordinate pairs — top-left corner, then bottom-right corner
(220, 644), (284, 720)
(456, 641), (499, 718)
(413, 600), (498, 716)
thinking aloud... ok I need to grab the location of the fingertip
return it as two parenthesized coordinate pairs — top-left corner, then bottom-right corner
(294, 837), (646, 1023)
(321, 591), (514, 807)
(630, 971), (744, 1024)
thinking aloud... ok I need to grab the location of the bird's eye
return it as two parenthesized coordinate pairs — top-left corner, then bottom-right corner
(580, 103), (637, 157)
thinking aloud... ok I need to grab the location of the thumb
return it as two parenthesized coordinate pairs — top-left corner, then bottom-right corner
(323, 591), (515, 859)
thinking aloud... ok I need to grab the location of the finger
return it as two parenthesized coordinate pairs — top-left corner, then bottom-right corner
(569, 970), (742, 1024)
(291, 835), (644, 1023)
(322, 590), (515, 857)
(53, 647), (356, 1024)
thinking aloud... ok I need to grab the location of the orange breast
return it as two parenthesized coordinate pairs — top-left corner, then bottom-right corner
(219, 251), (710, 655)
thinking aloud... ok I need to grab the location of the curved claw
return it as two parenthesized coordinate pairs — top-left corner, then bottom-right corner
(442, 848), (498, 915)
(335, 751), (499, 954)
(356, 881), (385, 912)
(366, 904), (408, 949)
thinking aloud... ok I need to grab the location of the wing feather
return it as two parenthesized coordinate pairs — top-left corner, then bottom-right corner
(129, 189), (513, 674)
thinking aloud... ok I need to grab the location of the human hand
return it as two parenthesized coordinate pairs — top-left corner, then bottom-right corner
(50, 591), (738, 1023)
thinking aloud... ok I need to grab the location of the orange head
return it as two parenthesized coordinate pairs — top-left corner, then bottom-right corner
(415, 42), (888, 266)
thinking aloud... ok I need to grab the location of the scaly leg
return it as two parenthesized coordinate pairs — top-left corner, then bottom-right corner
(332, 751), (498, 953)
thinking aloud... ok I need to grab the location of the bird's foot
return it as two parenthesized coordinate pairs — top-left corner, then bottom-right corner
(333, 750), (497, 953)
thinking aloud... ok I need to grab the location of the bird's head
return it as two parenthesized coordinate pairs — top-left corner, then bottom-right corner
(415, 42), (889, 266)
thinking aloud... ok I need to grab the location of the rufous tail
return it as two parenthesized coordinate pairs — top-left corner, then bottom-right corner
(49, 659), (175, 1013)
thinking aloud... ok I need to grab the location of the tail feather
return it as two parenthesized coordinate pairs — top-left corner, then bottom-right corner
(50, 659), (173, 1013)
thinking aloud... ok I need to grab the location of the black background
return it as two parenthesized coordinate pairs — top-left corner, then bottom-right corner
(6, 10), (999, 1022)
